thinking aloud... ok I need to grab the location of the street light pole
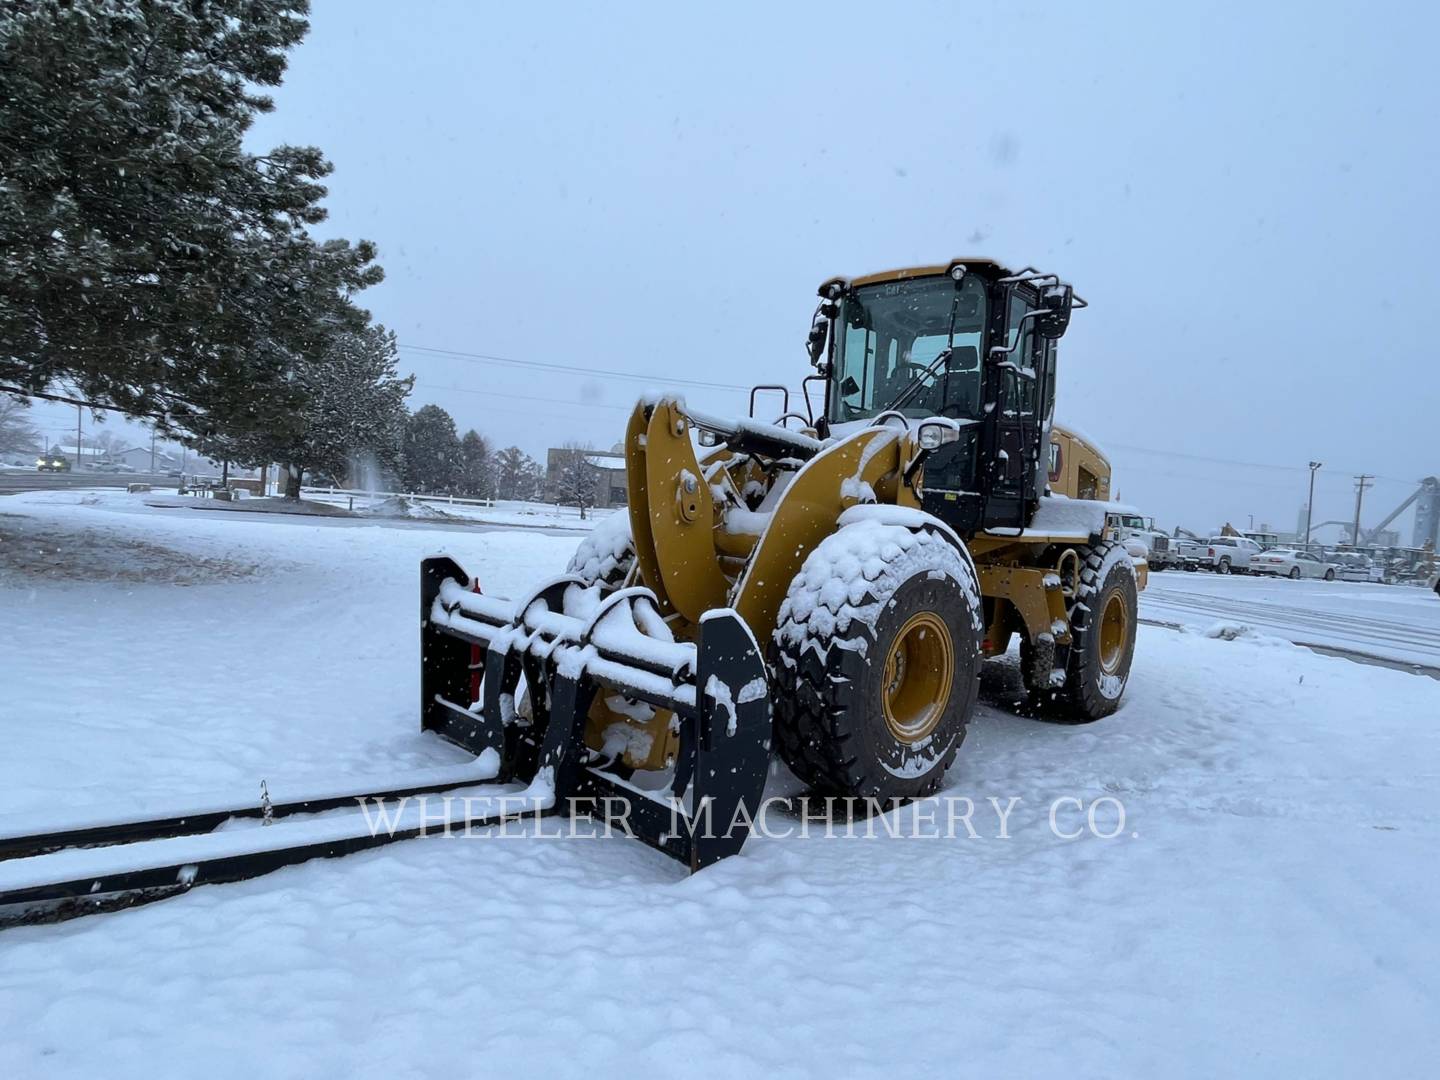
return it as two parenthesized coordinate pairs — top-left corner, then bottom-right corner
(1305, 461), (1322, 549)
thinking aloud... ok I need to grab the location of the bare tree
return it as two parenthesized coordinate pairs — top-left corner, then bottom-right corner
(94, 430), (133, 460)
(0, 396), (40, 454)
(547, 441), (598, 518)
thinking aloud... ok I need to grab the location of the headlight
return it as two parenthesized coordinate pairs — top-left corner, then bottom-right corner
(916, 421), (960, 451)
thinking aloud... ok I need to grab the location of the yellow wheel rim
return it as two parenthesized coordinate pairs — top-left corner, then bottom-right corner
(881, 612), (954, 744)
(1098, 591), (1130, 676)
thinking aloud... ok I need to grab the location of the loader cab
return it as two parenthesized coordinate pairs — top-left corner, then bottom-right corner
(821, 260), (1072, 536)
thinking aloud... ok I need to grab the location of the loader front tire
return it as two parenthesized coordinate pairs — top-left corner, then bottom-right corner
(565, 511), (635, 591)
(771, 519), (982, 799)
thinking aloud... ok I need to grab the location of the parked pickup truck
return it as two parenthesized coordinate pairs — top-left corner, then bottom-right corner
(1199, 535), (1266, 574)
(1172, 537), (1210, 570)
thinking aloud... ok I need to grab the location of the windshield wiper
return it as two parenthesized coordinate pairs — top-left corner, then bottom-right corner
(874, 286), (968, 418)
(871, 286), (966, 418)
(878, 347), (951, 416)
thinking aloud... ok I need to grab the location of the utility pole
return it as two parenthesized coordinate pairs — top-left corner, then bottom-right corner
(150, 425), (157, 474)
(1352, 474), (1374, 546)
(1305, 462), (1322, 549)
(75, 404), (83, 471)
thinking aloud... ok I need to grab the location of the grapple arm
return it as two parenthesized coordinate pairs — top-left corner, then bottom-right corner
(420, 558), (771, 870)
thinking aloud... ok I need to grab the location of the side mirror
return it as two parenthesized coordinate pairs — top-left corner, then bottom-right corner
(806, 296), (839, 368)
(1036, 284), (1073, 339)
(806, 317), (828, 366)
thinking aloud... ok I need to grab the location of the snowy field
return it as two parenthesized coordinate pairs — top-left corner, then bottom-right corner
(1142, 569), (1440, 668)
(2, 490), (1439, 1077)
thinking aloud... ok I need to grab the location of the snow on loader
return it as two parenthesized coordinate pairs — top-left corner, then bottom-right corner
(0, 257), (1140, 924)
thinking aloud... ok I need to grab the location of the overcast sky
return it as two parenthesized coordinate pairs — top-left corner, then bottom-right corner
(38, 1), (1438, 539)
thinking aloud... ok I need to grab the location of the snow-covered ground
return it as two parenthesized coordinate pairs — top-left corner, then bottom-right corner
(301, 489), (614, 531)
(1142, 569), (1440, 668)
(2, 491), (1439, 1077)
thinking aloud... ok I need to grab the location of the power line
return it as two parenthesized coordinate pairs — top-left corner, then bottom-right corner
(398, 341), (800, 397)
(411, 381), (633, 412)
(1105, 440), (1415, 487)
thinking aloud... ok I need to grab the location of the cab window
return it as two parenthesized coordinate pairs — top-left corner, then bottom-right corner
(1000, 291), (1038, 414)
(831, 275), (987, 422)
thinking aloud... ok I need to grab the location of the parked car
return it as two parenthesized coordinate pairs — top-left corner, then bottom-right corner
(35, 453), (70, 472)
(1203, 535), (1265, 574)
(1331, 552), (1384, 583)
(1249, 549), (1337, 580)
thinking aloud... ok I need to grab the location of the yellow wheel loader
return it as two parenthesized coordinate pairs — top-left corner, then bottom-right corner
(0, 258), (1144, 925)
(420, 258), (1142, 869)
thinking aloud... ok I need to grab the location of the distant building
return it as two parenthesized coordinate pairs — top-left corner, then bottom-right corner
(545, 447), (628, 509)
(585, 452), (628, 507)
(112, 446), (182, 472)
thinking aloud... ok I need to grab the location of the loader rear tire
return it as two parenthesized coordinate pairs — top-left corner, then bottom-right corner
(565, 511), (635, 591)
(771, 518), (982, 799)
(1045, 540), (1137, 722)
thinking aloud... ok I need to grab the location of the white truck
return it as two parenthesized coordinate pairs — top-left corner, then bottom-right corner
(1198, 534), (1265, 574)
(1105, 508), (1180, 570)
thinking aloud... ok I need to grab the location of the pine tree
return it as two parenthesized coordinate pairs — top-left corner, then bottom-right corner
(494, 445), (543, 501)
(0, 0), (381, 430)
(206, 323), (412, 498)
(458, 429), (494, 500)
(402, 404), (461, 493)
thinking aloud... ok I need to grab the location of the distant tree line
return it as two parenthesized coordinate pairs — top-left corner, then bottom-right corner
(398, 403), (544, 501)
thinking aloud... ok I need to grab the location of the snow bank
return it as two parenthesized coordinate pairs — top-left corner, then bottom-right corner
(362, 495), (454, 520)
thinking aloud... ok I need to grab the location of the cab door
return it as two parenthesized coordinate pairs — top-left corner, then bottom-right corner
(982, 289), (1042, 530)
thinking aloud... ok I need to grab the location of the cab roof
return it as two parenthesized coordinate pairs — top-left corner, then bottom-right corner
(836, 258), (1014, 290)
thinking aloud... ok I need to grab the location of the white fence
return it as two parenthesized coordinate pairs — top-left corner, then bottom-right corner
(299, 485), (496, 509)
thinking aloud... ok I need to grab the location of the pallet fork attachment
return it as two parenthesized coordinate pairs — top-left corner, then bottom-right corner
(420, 556), (772, 870)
